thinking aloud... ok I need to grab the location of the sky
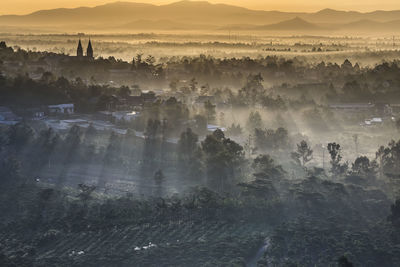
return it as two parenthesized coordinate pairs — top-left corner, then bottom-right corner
(1, 0), (400, 15)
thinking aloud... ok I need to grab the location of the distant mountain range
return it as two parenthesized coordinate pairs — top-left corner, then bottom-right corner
(220, 17), (322, 31)
(1, 1), (400, 33)
(221, 17), (400, 32)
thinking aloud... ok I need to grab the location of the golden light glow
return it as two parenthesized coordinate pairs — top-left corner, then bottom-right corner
(1, 0), (400, 15)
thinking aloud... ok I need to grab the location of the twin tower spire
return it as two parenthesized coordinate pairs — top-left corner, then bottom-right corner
(77, 39), (93, 59)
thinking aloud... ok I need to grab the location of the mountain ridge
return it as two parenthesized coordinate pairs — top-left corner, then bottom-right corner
(1, 1), (400, 32)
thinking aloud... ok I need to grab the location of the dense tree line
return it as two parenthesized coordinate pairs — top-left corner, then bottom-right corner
(2, 42), (400, 112)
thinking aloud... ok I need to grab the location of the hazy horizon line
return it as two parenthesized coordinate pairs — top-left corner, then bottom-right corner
(1, 0), (400, 17)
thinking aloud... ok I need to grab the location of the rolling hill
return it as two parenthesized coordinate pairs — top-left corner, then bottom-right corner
(338, 19), (400, 32)
(253, 17), (322, 31)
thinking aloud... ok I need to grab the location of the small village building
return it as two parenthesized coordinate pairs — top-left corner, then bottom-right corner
(141, 91), (157, 103)
(207, 124), (226, 132)
(364, 117), (383, 126)
(126, 96), (144, 109)
(48, 104), (74, 114)
(99, 111), (140, 122)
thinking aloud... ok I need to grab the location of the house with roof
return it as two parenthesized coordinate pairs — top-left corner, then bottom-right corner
(363, 117), (383, 126)
(48, 104), (74, 114)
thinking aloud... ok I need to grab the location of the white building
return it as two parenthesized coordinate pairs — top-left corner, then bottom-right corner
(48, 104), (74, 114)
(364, 117), (383, 126)
(111, 111), (139, 122)
(99, 111), (140, 122)
(207, 124), (226, 132)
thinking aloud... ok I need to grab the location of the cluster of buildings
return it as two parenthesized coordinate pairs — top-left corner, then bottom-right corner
(44, 118), (128, 135)
(106, 91), (158, 111)
(328, 102), (399, 126)
(0, 40), (247, 136)
(0, 103), (74, 126)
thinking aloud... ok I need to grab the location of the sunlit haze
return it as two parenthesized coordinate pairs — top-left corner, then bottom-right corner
(2, 0), (400, 15)
(1, 0), (400, 266)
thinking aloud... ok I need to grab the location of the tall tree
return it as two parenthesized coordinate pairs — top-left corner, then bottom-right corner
(252, 154), (285, 179)
(291, 140), (313, 168)
(239, 73), (265, 105)
(178, 128), (199, 161)
(351, 156), (377, 178)
(247, 111), (263, 131)
(201, 130), (244, 192)
(327, 142), (348, 177)
(238, 154), (283, 200)
(204, 100), (216, 123)
(104, 132), (122, 165)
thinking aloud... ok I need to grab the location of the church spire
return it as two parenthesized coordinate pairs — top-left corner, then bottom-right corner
(86, 39), (93, 59)
(77, 39), (83, 57)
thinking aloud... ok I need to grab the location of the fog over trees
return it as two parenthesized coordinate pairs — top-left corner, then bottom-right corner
(1, 25), (400, 266)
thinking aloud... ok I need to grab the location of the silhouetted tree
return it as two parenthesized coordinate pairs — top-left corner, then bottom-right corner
(239, 73), (264, 105)
(226, 123), (243, 137)
(254, 127), (289, 151)
(351, 156), (377, 178)
(178, 128), (204, 180)
(252, 154), (285, 179)
(338, 255), (354, 267)
(178, 128), (198, 160)
(247, 111), (263, 131)
(328, 142), (348, 177)
(202, 129), (244, 192)
(104, 132), (122, 165)
(291, 140), (313, 168)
